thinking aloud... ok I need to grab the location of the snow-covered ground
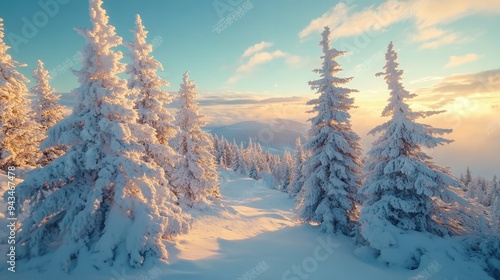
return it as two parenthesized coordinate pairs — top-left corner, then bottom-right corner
(0, 170), (492, 280)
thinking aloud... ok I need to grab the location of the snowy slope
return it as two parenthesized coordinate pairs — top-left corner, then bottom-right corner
(0, 170), (492, 280)
(209, 119), (307, 153)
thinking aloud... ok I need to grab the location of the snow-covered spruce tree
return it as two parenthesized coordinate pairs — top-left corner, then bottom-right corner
(266, 151), (281, 172)
(492, 177), (500, 234)
(126, 14), (177, 179)
(255, 142), (270, 173)
(229, 140), (240, 170)
(296, 26), (363, 235)
(222, 138), (234, 168)
(359, 42), (463, 251)
(280, 150), (294, 191)
(272, 150), (294, 191)
(171, 71), (219, 206)
(249, 162), (261, 180)
(288, 137), (307, 197)
(218, 136), (229, 168)
(462, 166), (472, 189)
(212, 134), (221, 164)
(0, 18), (41, 168)
(16, 0), (189, 270)
(31, 60), (66, 165)
(468, 177), (490, 206)
(234, 141), (249, 174)
(494, 196), (500, 234)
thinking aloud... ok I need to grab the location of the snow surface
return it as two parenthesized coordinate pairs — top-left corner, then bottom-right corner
(0, 170), (492, 279)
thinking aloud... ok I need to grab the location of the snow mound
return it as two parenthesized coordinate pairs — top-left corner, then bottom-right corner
(0, 170), (493, 279)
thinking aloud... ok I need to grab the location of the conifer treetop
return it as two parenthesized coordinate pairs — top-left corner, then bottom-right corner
(32, 59), (63, 130)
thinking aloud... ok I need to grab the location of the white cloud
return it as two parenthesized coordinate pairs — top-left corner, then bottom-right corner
(412, 0), (500, 27)
(299, 0), (500, 48)
(419, 33), (459, 49)
(228, 51), (286, 84)
(242, 41), (274, 57)
(410, 27), (446, 42)
(298, 3), (352, 39)
(445, 53), (479, 68)
(299, 0), (414, 40)
(409, 76), (443, 84)
(284, 54), (304, 67)
(236, 51), (285, 73)
(228, 44), (305, 84)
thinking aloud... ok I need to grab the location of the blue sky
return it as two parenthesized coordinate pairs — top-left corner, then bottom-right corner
(1, 0), (499, 177)
(2, 0), (497, 94)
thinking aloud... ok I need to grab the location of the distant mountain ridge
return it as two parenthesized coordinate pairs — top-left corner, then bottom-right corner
(209, 119), (308, 153)
(53, 94), (308, 153)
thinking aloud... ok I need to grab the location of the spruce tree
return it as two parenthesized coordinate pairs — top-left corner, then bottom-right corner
(493, 194), (500, 235)
(126, 14), (177, 179)
(16, 0), (189, 270)
(465, 166), (472, 189)
(280, 150), (294, 191)
(31, 60), (66, 165)
(0, 18), (41, 168)
(172, 72), (220, 206)
(249, 162), (261, 180)
(492, 176), (500, 234)
(297, 26), (362, 235)
(288, 138), (307, 197)
(359, 42), (463, 251)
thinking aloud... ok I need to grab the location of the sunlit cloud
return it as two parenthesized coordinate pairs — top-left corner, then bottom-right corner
(242, 41), (273, 57)
(299, 0), (500, 48)
(227, 50), (286, 84)
(410, 76), (444, 84)
(227, 44), (305, 84)
(417, 68), (500, 96)
(419, 32), (460, 49)
(298, 3), (353, 39)
(445, 53), (479, 68)
(410, 27), (446, 42)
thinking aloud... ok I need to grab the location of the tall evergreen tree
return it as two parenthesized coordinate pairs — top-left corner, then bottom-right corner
(465, 166), (472, 189)
(490, 175), (500, 234)
(219, 136), (228, 167)
(249, 162), (261, 180)
(212, 134), (221, 163)
(279, 150), (294, 191)
(255, 142), (270, 173)
(172, 71), (219, 206)
(288, 138), (307, 197)
(235, 141), (249, 174)
(223, 138), (234, 168)
(359, 42), (462, 251)
(297, 26), (362, 235)
(16, 0), (189, 270)
(493, 191), (500, 235)
(0, 18), (41, 168)
(31, 60), (66, 165)
(126, 14), (177, 179)
(467, 177), (490, 206)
